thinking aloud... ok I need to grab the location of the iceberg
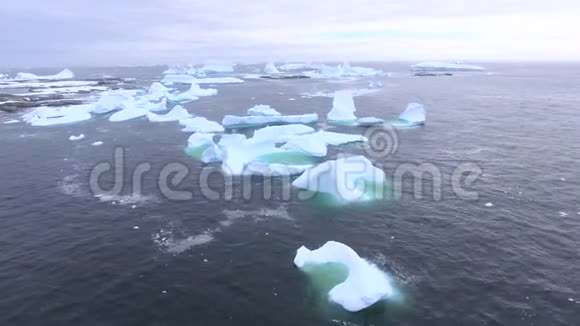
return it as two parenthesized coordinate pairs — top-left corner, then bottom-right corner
(252, 124), (315, 143)
(0, 80), (97, 90)
(264, 62), (280, 74)
(398, 103), (426, 125)
(327, 91), (357, 122)
(292, 155), (385, 203)
(222, 113), (318, 128)
(69, 134), (85, 141)
(282, 131), (367, 157)
(245, 162), (313, 176)
(282, 134), (328, 157)
(357, 117), (384, 126)
(91, 90), (138, 114)
(180, 117), (225, 133)
(200, 142), (223, 163)
(279, 63), (311, 71)
(220, 136), (282, 175)
(23, 104), (93, 126)
(169, 84), (216, 103)
(147, 105), (192, 122)
(247, 104), (281, 116)
(161, 75), (244, 85)
(92, 141), (104, 146)
(411, 62), (485, 72)
(304, 63), (383, 78)
(108, 97), (166, 122)
(199, 63), (235, 73)
(15, 69), (74, 81)
(16, 85), (108, 96)
(109, 106), (148, 122)
(146, 82), (172, 100)
(294, 241), (394, 312)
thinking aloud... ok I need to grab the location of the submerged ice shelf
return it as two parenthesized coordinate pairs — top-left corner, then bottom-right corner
(294, 241), (394, 312)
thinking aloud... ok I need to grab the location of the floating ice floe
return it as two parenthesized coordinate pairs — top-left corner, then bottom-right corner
(17, 85), (109, 96)
(279, 63), (311, 71)
(161, 75), (244, 85)
(282, 134), (328, 157)
(247, 104), (281, 116)
(0, 80), (98, 90)
(368, 81), (384, 88)
(108, 97), (168, 121)
(91, 90), (140, 114)
(92, 141), (104, 146)
(294, 241), (394, 312)
(327, 91), (357, 123)
(147, 105), (192, 122)
(222, 113), (318, 128)
(357, 117), (385, 126)
(187, 133), (223, 163)
(411, 62), (485, 72)
(304, 63), (383, 78)
(245, 162), (313, 176)
(3, 119), (20, 124)
(398, 103), (426, 126)
(485, 202), (494, 207)
(264, 62), (281, 74)
(252, 124), (315, 143)
(15, 68), (74, 81)
(293, 155), (385, 203)
(23, 104), (93, 126)
(145, 82), (172, 100)
(169, 83), (217, 103)
(180, 117), (225, 133)
(199, 63), (235, 73)
(219, 134), (280, 175)
(69, 134), (85, 141)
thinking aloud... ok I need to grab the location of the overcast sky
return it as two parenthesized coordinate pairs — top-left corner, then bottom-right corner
(1, 0), (580, 67)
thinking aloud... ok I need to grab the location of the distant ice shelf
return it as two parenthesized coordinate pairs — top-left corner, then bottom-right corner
(411, 61), (485, 72)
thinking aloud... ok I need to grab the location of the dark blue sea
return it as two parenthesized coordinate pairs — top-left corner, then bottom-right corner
(1, 63), (579, 325)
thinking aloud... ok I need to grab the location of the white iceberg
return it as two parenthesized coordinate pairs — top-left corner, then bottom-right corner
(199, 63), (235, 73)
(161, 75), (244, 85)
(305, 63), (383, 79)
(146, 82), (172, 100)
(357, 117), (384, 126)
(3, 119), (20, 124)
(221, 137), (281, 175)
(399, 103), (426, 125)
(294, 241), (394, 312)
(91, 90), (138, 114)
(411, 62), (484, 72)
(252, 124), (315, 143)
(200, 142), (224, 163)
(23, 104), (93, 126)
(92, 141), (104, 146)
(69, 134), (85, 141)
(282, 131), (367, 157)
(108, 98), (166, 122)
(282, 134), (328, 157)
(147, 105), (192, 122)
(292, 155), (385, 203)
(247, 104), (281, 116)
(15, 69), (74, 81)
(264, 62), (280, 74)
(279, 63), (311, 71)
(245, 162), (313, 176)
(327, 91), (357, 122)
(169, 84), (216, 103)
(222, 113), (318, 128)
(180, 117), (225, 133)
(0, 80), (97, 90)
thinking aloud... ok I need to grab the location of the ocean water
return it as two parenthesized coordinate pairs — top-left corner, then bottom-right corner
(0, 63), (579, 325)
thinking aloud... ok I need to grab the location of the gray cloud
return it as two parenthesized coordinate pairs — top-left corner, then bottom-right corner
(1, 0), (579, 67)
